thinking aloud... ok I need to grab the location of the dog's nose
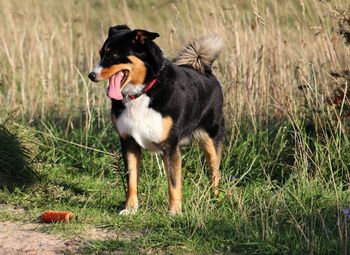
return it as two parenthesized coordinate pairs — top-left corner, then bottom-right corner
(88, 72), (96, 81)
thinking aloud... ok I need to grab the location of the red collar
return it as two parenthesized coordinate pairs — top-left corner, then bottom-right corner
(127, 79), (157, 101)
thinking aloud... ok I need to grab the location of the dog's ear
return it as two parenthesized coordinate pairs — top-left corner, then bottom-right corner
(130, 29), (159, 44)
(108, 25), (131, 37)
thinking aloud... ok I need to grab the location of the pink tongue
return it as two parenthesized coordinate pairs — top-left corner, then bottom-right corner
(107, 72), (124, 100)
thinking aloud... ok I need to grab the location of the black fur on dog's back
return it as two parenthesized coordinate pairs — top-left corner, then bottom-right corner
(147, 62), (224, 147)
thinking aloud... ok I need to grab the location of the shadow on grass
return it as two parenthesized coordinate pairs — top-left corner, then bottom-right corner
(0, 124), (40, 191)
(223, 118), (296, 185)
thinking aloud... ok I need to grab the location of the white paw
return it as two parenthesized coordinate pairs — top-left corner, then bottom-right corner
(119, 207), (138, 215)
(169, 209), (182, 216)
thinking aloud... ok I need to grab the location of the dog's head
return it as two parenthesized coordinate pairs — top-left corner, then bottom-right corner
(88, 25), (161, 100)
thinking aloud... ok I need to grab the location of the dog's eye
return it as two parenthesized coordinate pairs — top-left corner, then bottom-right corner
(113, 53), (118, 58)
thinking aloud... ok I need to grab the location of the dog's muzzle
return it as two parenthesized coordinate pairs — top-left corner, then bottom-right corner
(88, 72), (97, 82)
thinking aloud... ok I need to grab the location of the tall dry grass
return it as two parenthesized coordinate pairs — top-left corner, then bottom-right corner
(1, 2), (350, 253)
(0, 0), (349, 126)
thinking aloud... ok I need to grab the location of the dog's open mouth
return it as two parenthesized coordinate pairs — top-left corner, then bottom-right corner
(107, 70), (129, 100)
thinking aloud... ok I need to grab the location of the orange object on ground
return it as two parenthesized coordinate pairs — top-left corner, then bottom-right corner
(41, 211), (73, 223)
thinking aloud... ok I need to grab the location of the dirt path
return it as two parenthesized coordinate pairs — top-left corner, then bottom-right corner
(0, 221), (76, 254)
(0, 221), (124, 254)
(0, 205), (142, 254)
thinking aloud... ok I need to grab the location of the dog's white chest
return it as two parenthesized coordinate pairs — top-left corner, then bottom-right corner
(115, 95), (163, 151)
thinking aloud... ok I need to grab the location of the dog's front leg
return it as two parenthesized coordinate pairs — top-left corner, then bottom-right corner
(119, 137), (141, 215)
(162, 146), (182, 215)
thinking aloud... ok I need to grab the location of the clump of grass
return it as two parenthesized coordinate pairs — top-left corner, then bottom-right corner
(0, 122), (40, 190)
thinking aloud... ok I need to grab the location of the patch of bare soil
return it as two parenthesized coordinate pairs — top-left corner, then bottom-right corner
(0, 205), (142, 254)
(0, 221), (142, 255)
(0, 221), (76, 255)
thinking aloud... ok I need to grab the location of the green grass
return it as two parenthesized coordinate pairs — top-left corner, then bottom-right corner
(1, 112), (349, 254)
(0, 0), (350, 254)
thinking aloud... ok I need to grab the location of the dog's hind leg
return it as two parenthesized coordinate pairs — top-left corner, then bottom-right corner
(119, 137), (141, 215)
(197, 130), (223, 196)
(162, 145), (182, 215)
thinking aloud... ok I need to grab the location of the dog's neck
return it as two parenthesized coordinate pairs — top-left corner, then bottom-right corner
(122, 83), (145, 97)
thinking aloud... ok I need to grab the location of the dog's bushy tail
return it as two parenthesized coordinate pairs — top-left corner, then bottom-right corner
(174, 35), (224, 73)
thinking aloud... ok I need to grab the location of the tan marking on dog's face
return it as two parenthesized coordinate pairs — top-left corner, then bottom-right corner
(127, 56), (147, 84)
(161, 116), (173, 141)
(99, 64), (132, 80)
(97, 56), (146, 88)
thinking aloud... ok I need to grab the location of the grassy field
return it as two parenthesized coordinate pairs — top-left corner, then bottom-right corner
(1, 0), (350, 254)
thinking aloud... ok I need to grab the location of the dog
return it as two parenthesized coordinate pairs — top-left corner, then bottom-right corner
(88, 25), (224, 215)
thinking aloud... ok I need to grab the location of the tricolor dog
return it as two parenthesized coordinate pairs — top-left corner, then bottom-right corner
(88, 25), (224, 215)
